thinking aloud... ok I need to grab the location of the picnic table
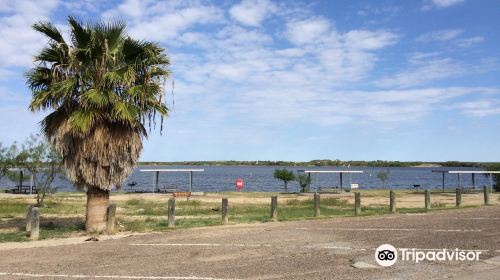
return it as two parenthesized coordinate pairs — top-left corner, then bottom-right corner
(10, 185), (37, 194)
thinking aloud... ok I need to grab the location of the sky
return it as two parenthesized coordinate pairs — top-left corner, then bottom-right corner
(0, 0), (499, 162)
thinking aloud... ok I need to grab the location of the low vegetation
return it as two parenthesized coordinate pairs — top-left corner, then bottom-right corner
(1, 189), (489, 243)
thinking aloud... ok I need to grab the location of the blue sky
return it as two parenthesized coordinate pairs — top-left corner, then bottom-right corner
(0, 0), (499, 162)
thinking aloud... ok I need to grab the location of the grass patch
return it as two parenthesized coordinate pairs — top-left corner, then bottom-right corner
(0, 201), (30, 218)
(39, 220), (85, 239)
(0, 191), (496, 242)
(0, 231), (29, 242)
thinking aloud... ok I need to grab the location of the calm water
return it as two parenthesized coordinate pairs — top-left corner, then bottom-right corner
(0, 165), (492, 193)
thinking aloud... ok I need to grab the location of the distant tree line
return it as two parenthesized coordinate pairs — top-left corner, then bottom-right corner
(139, 160), (486, 168)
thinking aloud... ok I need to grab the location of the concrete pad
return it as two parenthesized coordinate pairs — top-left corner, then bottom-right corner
(351, 261), (380, 269)
(483, 256), (500, 265)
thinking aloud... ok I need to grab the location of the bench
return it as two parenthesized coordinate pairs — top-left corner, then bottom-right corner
(318, 187), (340, 194)
(344, 184), (359, 192)
(173, 192), (192, 199)
(460, 186), (481, 193)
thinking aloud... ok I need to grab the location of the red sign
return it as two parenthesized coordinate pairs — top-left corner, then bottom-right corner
(235, 178), (244, 189)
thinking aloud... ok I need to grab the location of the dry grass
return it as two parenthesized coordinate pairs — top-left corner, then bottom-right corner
(0, 190), (496, 242)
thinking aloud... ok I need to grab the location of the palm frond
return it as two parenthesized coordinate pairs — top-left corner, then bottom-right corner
(112, 101), (139, 124)
(68, 108), (101, 134)
(82, 89), (118, 108)
(32, 21), (65, 44)
(68, 16), (91, 49)
(35, 44), (63, 64)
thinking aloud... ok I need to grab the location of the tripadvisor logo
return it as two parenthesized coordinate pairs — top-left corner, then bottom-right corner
(375, 244), (398, 267)
(375, 244), (482, 267)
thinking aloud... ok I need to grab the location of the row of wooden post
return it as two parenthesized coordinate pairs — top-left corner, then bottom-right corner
(385, 186), (490, 214)
(25, 203), (118, 241)
(164, 186), (491, 227)
(25, 186), (492, 238)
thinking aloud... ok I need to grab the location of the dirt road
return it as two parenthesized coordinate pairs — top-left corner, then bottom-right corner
(1, 206), (499, 279)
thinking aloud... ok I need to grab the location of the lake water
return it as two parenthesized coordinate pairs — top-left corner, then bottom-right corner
(0, 165), (492, 193)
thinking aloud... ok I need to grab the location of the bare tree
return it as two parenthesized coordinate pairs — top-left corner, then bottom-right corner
(21, 135), (63, 206)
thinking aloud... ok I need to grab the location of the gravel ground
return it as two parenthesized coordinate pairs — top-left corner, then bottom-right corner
(0, 206), (499, 280)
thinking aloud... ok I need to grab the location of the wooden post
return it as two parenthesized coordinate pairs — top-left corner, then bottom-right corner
(168, 198), (175, 227)
(483, 186), (489, 206)
(314, 192), (320, 217)
(490, 175), (494, 194)
(106, 204), (116, 233)
(19, 170), (23, 191)
(307, 172), (311, 192)
(26, 205), (34, 232)
(30, 207), (40, 241)
(189, 171), (193, 193)
(355, 192), (361, 216)
(456, 187), (462, 207)
(339, 173), (343, 192)
(442, 172), (445, 193)
(271, 196), (278, 221)
(30, 174), (34, 195)
(222, 198), (228, 224)
(154, 171), (159, 193)
(425, 189), (431, 210)
(389, 190), (396, 214)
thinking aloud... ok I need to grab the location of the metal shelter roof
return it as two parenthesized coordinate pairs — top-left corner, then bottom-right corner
(139, 169), (205, 193)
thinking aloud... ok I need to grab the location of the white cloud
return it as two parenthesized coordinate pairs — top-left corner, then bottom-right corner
(422, 0), (465, 10)
(416, 29), (463, 42)
(358, 5), (400, 17)
(60, 0), (100, 15)
(0, 0), (59, 70)
(454, 99), (500, 117)
(132, 7), (222, 41)
(416, 29), (484, 49)
(229, 0), (277, 27)
(431, 0), (465, 8)
(1, 0), (497, 150)
(102, 1), (224, 42)
(111, 0), (144, 18)
(285, 17), (331, 45)
(165, 19), (491, 128)
(344, 30), (398, 50)
(173, 77), (499, 127)
(377, 58), (465, 88)
(456, 36), (484, 48)
(377, 50), (498, 89)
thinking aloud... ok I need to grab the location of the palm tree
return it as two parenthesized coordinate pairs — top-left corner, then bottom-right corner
(26, 17), (170, 232)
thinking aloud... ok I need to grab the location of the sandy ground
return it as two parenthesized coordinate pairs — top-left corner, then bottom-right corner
(0, 206), (499, 279)
(113, 191), (498, 208)
(120, 191), (500, 208)
(2, 190), (498, 207)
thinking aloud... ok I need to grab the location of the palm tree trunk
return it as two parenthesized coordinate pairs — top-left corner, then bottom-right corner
(86, 186), (109, 232)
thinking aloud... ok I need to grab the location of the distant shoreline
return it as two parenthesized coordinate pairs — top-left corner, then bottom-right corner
(138, 160), (489, 168)
(411, 163), (443, 168)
